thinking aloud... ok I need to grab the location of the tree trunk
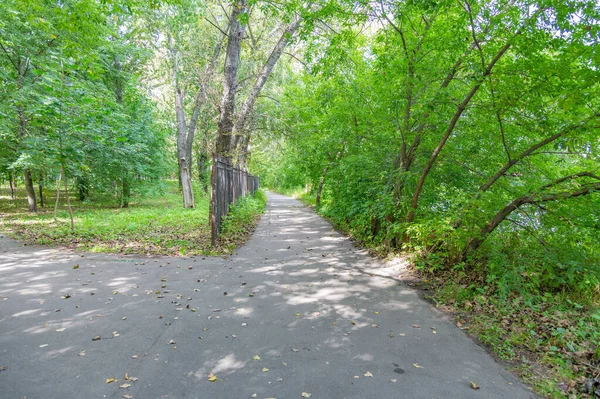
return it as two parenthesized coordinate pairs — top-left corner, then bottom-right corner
(231, 16), (302, 160)
(61, 165), (74, 232)
(316, 166), (329, 207)
(54, 172), (61, 221)
(8, 171), (15, 200)
(179, 155), (195, 208)
(38, 171), (44, 208)
(465, 181), (600, 256)
(215, 0), (248, 159)
(197, 152), (209, 193)
(77, 175), (89, 201)
(121, 176), (130, 208)
(23, 169), (37, 212)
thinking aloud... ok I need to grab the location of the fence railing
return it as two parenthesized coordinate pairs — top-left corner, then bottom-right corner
(210, 155), (260, 244)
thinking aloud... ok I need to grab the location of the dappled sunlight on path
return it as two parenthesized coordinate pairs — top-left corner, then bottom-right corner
(0, 194), (533, 398)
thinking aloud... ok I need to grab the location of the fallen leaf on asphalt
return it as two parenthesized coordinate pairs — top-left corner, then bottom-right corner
(295, 313), (301, 317)
(470, 381), (480, 390)
(129, 377), (139, 382)
(78, 351), (86, 356)
(161, 278), (167, 282)
(119, 383), (131, 389)
(354, 376), (359, 379)
(92, 336), (101, 341)
(251, 394), (257, 398)
(282, 362), (287, 366)
(207, 373), (217, 382)
(413, 363), (424, 369)
(301, 393), (312, 398)
(248, 293), (255, 297)
(106, 378), (116, 384)
(391, 379), (397, 383)
(113, 291), (118, 295)
(292, 348), (299, 352)
(56, 328), (66, 332)
(113, 331), (120, 337)
(169, 340), (176, 344)
(39, 344), (48, 348)
(122, 317), (127, 320)
(364, 371), (373, 377)
(374, 311), (379, 314)
(456, 322), (463, 327)
(262, 367), (269, 372)
(131, 355), (138, 359)
(72, 264), (79, 269)
(253, 355), (261, 360)
(125, 373), (129, 380)
(412, 324), (421, 328)
(122, 395), (133, 399)
(0, 366), (7, 371)
(61, 294), (71, 299)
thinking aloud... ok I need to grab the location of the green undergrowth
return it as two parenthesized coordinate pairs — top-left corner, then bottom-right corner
(282, 186), (600, 399)
(218, 189), (267, 251)
(0, 182), (266, 256)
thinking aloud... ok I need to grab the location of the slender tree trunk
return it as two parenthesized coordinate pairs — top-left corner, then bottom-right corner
(316, 166), (329, 207)
(121, 176), (130, 208)
(38, 171), (44, 208)
(231, 16), (302, 161)
(197, 152), (209, 193)
(54, 172), (61, 221)
(61, 165), (74, 232)
(8, 171), (15, 200)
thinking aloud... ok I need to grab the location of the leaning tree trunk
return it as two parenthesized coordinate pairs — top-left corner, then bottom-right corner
(464, 181), (600, 258)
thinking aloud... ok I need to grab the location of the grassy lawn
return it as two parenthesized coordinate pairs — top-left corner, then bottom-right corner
(0, 180), (265, 256)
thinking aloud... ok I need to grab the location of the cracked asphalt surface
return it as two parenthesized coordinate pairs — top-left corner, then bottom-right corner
(0, 192), (534, 398)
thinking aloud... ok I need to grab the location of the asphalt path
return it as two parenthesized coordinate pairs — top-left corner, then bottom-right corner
(0, 192), (534, 399)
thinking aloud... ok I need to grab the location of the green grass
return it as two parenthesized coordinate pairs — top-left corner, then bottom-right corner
(0, 181), (265, 256)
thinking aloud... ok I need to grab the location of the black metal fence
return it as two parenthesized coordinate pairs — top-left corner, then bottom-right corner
(211, 155), (260, 243)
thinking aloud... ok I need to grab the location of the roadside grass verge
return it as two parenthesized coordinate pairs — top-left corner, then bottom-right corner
(0, 181), (266, 256)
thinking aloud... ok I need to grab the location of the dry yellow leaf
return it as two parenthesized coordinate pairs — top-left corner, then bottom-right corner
(413, 363), (424, 369)
(262, 367), (269, 372)
(470, 381), (480, 390)
(106, 378), (116, 384)
(364, 371), (373, 377)
(207, 373), (217, 382)
(253, 355), (261, 360)
(301, 393), (312, 398)
(119, 383), (131, 389)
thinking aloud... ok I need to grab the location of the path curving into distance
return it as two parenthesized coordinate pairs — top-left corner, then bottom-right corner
(0, 192), (534, 398)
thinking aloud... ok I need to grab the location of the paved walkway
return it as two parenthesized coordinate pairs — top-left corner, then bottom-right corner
(0, 192), (534, 398)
